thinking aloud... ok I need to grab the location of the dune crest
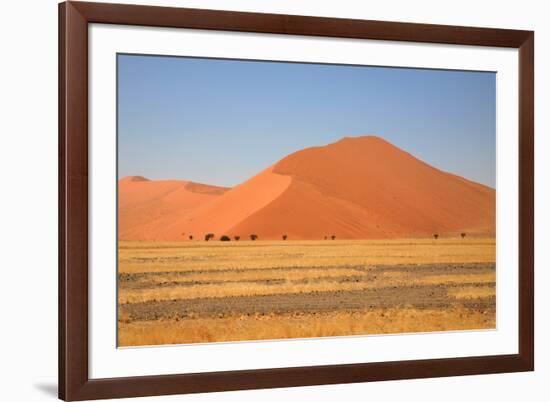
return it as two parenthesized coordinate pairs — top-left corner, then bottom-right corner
(230, 136), (495, 239)
(120, 175), (150, 182)
(161, 165), (292, 240)
(119, 136), (495, 241)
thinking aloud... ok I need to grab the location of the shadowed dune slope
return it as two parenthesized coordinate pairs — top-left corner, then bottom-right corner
(163, 165), (292, 240)
(119, 136), (495, 240)
(118, 177), (229, 241)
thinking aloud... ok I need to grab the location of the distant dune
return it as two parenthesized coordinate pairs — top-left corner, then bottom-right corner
(119, 136), (495, 241)
(118, 178), (229, 241)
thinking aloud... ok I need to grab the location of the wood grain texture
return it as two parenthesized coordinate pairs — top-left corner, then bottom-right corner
(518, 33), (535, 370)
(72, 1), (531, 47)
(58, 1), (534, 400)
(59, 2), (89, 400)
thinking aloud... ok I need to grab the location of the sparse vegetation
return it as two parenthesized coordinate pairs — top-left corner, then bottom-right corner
(204, 233), (215, 241)
(119, 305), (495, 347)
(250, 234), (258, 241)
(188, 235), (193, 240)
(234, 236), (240, 241)
(119, 238), (496, 275)
(220, 235), (231, 241)
(282, 234), (288, 240)
(118, 238), (496, 346)
(461, 232), (466, 239)
(433, 234), (439, 239)
(331, 235), (336, 240)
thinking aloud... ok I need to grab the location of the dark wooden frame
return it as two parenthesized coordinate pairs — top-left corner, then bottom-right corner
(59, 1), (534, 400)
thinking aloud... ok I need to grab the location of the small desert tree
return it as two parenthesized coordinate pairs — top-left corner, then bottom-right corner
(220, 235), (231, 241)
(189, 235), (193, 240)
(282, 234), (288, 240)
(205, 233), (215, 241)
(460, 232), (466, 239)
(433, 234), (439, 240)
(234, 235), (240, 241)
(250, 234), (258, 241)
(331, 235), (336, 240)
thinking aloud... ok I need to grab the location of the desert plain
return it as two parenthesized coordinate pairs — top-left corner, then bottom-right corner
(118, 238), (495, 346)
(118, 136), (496, 346)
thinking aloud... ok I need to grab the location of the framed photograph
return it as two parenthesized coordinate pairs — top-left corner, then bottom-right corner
(59, 1), (534, 400)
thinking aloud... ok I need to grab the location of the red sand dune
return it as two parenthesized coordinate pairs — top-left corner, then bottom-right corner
(118, 177), (229, 241)
(119, 136), (495, 241)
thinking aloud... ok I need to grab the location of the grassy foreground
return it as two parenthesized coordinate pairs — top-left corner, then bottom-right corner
(118, 238), (496, 346)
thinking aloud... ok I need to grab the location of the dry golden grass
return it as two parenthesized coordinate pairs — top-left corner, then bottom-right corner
(141, 267), (366, 284)
(118, 306), (495, 346)
(411, 272), (496, 286)
(118, 238), (496, 346)
(119, 238), (496, 274)
(118, 270), (496, 304)
(448, 286), (496, 300)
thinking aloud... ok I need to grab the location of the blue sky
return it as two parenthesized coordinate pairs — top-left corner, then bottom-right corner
(118, 54), (496, 188)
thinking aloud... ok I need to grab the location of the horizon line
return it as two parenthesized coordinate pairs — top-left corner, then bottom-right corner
(118, 134), (496, 191)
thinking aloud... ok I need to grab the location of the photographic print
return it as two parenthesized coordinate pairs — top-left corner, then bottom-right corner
(117, 54), (496, 347)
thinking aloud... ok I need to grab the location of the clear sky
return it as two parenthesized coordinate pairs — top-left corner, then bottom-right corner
(118, 54), (496, 188)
